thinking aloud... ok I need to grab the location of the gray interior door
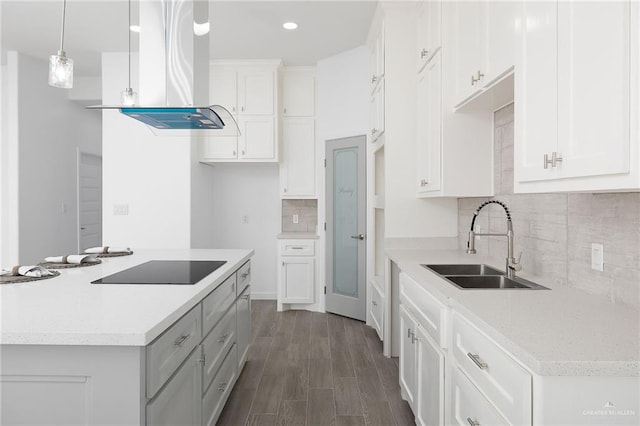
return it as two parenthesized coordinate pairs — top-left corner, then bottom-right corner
(325, 136), (366, 321)
(78, 153), (102, 252)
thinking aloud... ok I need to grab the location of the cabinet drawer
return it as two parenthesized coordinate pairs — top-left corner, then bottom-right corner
(451, 366), (508, 426)
(203, 274), (236, 337)
(202, 344), (238, 426)
(237, 260), (251, 296)
(146, 306), (202, 398)
(202, 304), (237, 394)
(399, 272), (447, 348)
(279, 239), (315, 256)
(370, 281), (384, 340)
(451, 312), (532, 425)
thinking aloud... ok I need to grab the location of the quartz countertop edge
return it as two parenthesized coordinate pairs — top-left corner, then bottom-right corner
(0, 249), (254, 347)
(386, 248), (640, 377)
(277, 232), (319, 240)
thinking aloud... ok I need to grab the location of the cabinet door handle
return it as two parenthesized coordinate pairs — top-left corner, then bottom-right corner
(174, 333), (191, 347)
(407, 328), (413, 338)
(233, 150), (236, 157)
(241, 272), (249, 279)
(420, 48), (429, 59)
(241, 106), (245, 112)
(471, 75), (478, 86)
(544, 152), (563, 169)
(412, 333), (419, 344)
(467, 417), (480, 426)
(371, 128), (378, 136)
(420, 179), (428, 187)
(476, 70), (484, 81)
(217, 382), (227, 392)
(371, 300), (378, 306)
(241, 150), (245, 156)
(216, 334), (229, 343)
(232, 106), (236, 113)
(467, 352), (488, 370)
(284, 107), (287, 114)
(371, 75), (377, 84)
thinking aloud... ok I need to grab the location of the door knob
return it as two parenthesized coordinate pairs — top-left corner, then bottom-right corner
(350, 234), (365, 240)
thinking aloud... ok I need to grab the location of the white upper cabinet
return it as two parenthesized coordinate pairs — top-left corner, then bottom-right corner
(282, 69), (316, 117)
(453, 0), (517, 108)
(416, 0), (442, 72)
(281, 118), (316, 198)
(416, 50), (442, 195)
(201, 61), (281, 163)
(515, 0), (638, 192)
(237, 69), (275, 115)
(371, 21), (385, 93)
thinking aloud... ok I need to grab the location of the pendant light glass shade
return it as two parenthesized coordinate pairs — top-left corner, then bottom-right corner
(49, 0), (73, 89)
(48, 51), (73, 88)
(121, 87), (137, 106)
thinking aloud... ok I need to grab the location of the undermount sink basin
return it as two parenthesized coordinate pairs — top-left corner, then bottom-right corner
(444, 275), (549, 290)
(422, 264), (503, 276)
(421, 264), (549, 290)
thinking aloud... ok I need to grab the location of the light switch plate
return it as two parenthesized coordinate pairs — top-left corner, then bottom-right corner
(591, 243), (604, 271)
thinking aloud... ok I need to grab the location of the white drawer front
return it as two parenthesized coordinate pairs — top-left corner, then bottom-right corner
(146, 306), (202, 398)
(203, 274), (236, 336)
(452, 312), (532, 425)
(237, 260), (251, 296)
(202, 304), (237, 393)
(451, 366), (509, 426)
(279, 239), (315, 256)
(399, 272), (447, 348)
(370, 281), (384, 340)
(202, 344), (238, 426)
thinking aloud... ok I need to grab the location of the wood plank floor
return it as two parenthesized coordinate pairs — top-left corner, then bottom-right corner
(217, 301), (415, 426)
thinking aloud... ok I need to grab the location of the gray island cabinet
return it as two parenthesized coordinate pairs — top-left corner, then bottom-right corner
(0, 249), (253, 426)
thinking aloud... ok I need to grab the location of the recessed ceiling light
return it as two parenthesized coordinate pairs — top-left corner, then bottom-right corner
(283, 22), (298, 30)
(130, 25), (141, 33)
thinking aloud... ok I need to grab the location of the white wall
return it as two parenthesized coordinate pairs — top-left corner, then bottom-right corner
(0, 52), (102, 265)
(207, 164), (280, 299)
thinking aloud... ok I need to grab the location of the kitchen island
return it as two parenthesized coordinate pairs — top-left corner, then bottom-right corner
(0, 249), (253, 426)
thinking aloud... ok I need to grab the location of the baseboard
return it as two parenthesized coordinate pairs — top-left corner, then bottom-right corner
(251, 292), (277, 300)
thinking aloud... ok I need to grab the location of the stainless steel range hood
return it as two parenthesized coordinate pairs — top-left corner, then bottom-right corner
(89, 0), (239, 136)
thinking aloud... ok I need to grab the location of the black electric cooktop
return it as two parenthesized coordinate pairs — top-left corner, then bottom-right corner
(91, 260), (227, 285)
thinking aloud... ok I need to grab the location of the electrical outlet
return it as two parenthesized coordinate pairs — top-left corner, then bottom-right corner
(293, 214), (299, 224)
(113, 204), (129, 215)
(591, 243), (604, 271)
(242, 215), (249, 224)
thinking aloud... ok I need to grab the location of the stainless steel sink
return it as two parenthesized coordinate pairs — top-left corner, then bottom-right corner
(422, 264), (503, 276)
(444, 275), (549, 290)
(421, 264), (549, 290)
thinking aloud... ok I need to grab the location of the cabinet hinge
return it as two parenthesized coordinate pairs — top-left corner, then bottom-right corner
(324, 286), (326, 295)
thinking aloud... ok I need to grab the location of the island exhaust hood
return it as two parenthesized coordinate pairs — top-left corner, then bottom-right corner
(90, 0), (239, 136)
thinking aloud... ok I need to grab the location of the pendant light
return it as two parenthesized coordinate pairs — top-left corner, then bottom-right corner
(48, 0), (73, 89)
(121, 0), (137, 106)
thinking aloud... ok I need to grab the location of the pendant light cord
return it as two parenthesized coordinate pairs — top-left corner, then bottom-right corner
(59, 0), (67, 52)
(128, 0), (132, 89)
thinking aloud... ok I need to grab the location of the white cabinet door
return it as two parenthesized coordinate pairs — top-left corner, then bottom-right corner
(453, 0), (483, 105)
(281, 118), (316, 197)
(146, 348), (202, 426)
(238, 115), (275, 160)
(556, 1), (631, 180)
(370, 79), (385, 142)
(417, 0), (442, 72)
(514, 1), (558, 183)
(236, 286), (251, 369)
(399, 304), (417, 409)
(280, 257), (315, 304)
(416, 51), (442, 195)
(238, 69), (274, 115)
(201, 136), (238, 160)
(282, 71), (315, 117)
(450, 367), (509, 426)
(415, 326), (445, 426)
(371, 22), (385, 93)
(210, 67), (237, 114)
(482, 0), (517, 85)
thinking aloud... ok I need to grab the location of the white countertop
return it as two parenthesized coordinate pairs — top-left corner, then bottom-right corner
(277, 232), (319, 240)
(387, 248), (640, 377)
(0, 249), (253, 346)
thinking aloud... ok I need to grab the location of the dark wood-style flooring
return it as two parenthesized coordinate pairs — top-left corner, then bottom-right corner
(217, 301), (416, 426)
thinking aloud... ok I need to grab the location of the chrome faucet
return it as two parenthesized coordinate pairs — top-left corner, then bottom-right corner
(466, 200), (522, 278)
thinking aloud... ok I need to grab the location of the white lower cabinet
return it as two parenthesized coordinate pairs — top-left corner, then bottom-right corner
(146, 347), (203, 426)
(277, 240), (316, 308)
(202, 344), (238, 426)
(399, 304), (418, 408)
(369, 280), (384, 340)
(236, 286), (252, 369)
(451, 366), (508, 426)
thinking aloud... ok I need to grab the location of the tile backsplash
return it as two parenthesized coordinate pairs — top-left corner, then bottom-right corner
(458, 103), (640, 307)
(282, 199), (318, 233)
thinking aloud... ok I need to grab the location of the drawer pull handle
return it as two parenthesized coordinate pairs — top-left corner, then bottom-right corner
(217, 334), (229, 343)
(407, 328), (413, 338)
(290, 246), (304, 250)
(241, 272), (249, 278)
(174, 333), (192, 347)
(217, 382), (227, 392)
(467, 352), (488, 370)
(467, 417), (480, 426)
(411, 333), (419, 344)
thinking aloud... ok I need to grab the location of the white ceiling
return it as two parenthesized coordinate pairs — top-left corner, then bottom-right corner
(1, 0), (377, 76)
